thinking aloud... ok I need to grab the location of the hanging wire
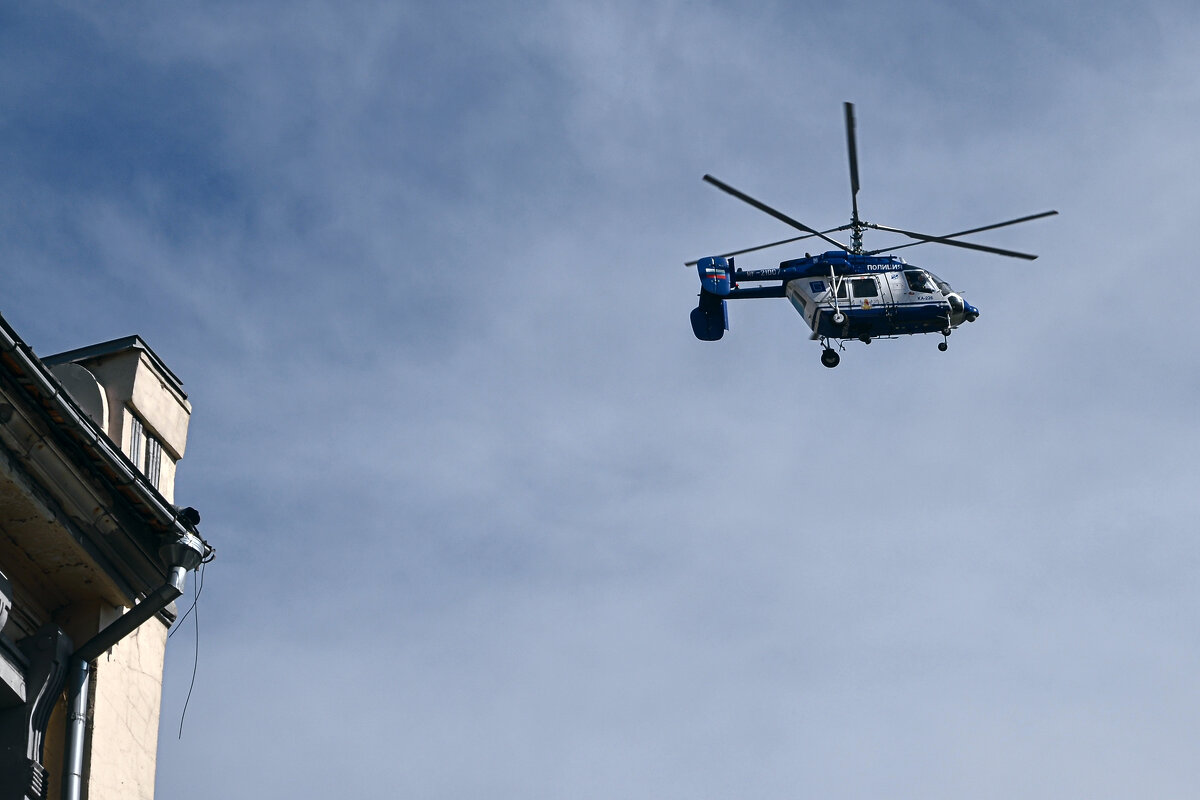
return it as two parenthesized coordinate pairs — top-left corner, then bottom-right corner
(169, 559), (205, 637)
(173, 561), (205, 738)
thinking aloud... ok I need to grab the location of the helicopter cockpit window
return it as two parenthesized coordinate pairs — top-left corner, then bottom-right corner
(928, 271), (952, 294)
(835, 280), (849, 300)
(851, 278), (878, 298)
(905, 270), (937, 293)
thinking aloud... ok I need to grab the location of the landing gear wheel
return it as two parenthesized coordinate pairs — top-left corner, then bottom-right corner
(821, 348), (841, 368)
(831, 311), (846, 326)
(938, 341), (948, 352)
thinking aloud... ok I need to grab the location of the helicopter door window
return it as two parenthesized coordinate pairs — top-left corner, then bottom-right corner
(834, 281), (848, 300)
(905, 270), (937, 293)
(851, 278), (878, 298)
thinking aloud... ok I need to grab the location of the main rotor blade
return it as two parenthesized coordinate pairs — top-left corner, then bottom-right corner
(863, 210), (1058, 257)
(702, 174), (849, 252)
(684, 226), (853, 267)
(936, 209), (1058, 239)
(867, 222), (1040, 260)
(844, 102), (861, 227)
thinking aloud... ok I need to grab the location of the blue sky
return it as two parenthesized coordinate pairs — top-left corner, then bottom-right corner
(3, 1), (1200, 797)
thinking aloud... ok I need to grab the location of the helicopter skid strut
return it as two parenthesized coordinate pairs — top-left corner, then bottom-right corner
(817, 327), (951, 365)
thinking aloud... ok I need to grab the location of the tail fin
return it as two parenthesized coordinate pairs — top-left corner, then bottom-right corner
(696, 256), (733, 297)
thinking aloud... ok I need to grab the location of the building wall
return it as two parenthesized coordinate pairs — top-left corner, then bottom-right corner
(86, 620), (170, 800)
(2, 322), (206, 800)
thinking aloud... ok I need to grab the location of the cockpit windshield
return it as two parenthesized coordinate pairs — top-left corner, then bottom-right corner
(928, 271), (952, 294)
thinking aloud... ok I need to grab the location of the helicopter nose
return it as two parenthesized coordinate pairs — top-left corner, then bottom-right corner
(964, 301), (980, 322)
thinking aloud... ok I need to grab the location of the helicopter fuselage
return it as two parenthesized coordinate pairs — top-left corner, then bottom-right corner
(691, 250), (979, 344)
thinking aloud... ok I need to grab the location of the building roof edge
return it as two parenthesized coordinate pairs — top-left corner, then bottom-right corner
(42, 336), (187, 400)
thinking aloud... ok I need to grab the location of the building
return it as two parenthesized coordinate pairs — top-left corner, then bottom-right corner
(0, 312), (212, 800)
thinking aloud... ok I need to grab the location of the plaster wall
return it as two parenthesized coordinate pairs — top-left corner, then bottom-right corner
(85, 619), (169, 800)
(126, 354), (189, 460)
(157, 455), (178, 505)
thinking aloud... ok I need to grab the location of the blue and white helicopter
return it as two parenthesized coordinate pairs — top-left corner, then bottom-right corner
(688, 103), (1056, 367)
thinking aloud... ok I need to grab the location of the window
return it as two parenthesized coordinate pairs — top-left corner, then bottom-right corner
(128, 415), (143, 469)
(851, 278), (878, 298)
(905, 270), (937, 293)
(835, 280), (848, 300)
(927, 271), (952, 294)
(144, 437), (162, 489)
(126, 411), (163, 489)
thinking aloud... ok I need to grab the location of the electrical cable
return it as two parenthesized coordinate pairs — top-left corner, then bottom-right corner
(173, 561), (205, 738)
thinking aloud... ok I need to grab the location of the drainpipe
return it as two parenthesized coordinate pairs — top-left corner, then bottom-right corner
(62, 530), (207, 800)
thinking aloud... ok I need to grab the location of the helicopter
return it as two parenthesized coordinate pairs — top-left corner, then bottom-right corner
(687, 102), (1056, 367)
